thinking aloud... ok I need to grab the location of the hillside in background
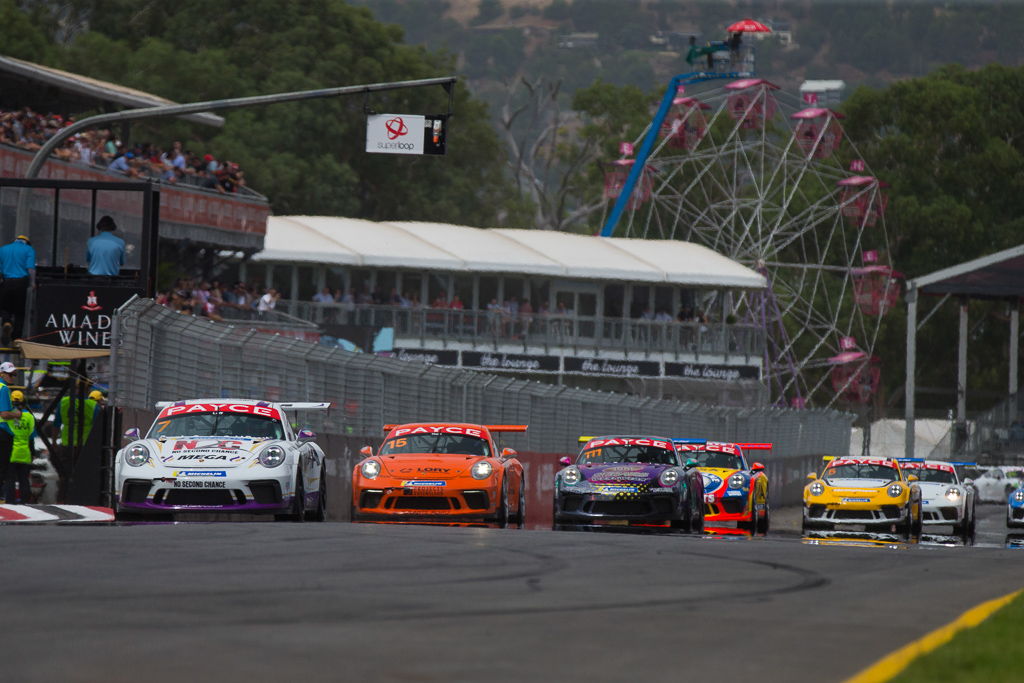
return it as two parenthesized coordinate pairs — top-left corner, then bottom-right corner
(357, 0), (1024, 95)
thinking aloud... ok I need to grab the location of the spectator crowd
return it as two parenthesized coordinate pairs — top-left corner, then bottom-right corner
(156, 279), (279, 320)
(0, 106), (247, 194)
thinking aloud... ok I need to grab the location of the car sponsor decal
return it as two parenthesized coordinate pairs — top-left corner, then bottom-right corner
(173, 480), (227, 489)
(401, 480), (446, 487)
(701, 472), (723, 492)
(390, 425), (483, 438)
(596, 485), (638, 494)
(830, 457), (897, 468)
(583, 437), (671, 450)
(171, 470), (226, 477)
(158, 403), (281, 420)
(677, 442), (739, 455)
(900, 462), (955, 473)
(842, 498), (871, 503)
(172, 439), (246, 452)
(589, 465), (653, 483)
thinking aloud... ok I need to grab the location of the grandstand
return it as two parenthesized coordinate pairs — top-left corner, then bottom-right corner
(227, 217), (770, 406)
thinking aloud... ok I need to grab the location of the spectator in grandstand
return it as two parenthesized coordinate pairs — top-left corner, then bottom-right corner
(86, 215), (126, 276)
(108, 151), (134, 176)
(0, 235), (35, 343)
(432, 291), (449, 308)
(449, 294), (464, 310)
(519, 298), (534, 336)
(312, 287), (334, 304)
(257, 288), (280, 313)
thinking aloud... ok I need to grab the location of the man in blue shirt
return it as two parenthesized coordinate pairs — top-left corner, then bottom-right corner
(0, 235), (36, 344)
(87, 215), (126, 276)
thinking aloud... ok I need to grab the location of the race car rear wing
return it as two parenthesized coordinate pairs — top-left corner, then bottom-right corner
(381, 424), (528, 433)
(670, 438), (773, 451)
(155, 400), (331, 410)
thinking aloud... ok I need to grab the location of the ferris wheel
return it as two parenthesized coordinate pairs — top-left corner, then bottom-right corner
(604, 78), (897, 408)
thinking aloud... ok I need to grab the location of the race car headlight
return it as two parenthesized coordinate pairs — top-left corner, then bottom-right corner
(729, 473), (748, 488)
(562, 466), (581, 486)
(125, 444), (150, 467)
(809, 481), (824, 496)
(945, 487), (961, 501)
(471, 461), (493, 480)
(888, 483), (904, 498)
(360, 459), (381, 479)
(258, 445), (286, 468)
(659, 469), (680, 487)
(1013, 490), (1024, 503)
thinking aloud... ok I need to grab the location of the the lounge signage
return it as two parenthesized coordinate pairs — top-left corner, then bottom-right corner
(392, 347), (760, 382)
(392, 348), (460, 365)
(665, 362), (760, 381)
(563, 357), (661, 377)
(462, 351), (560, 372)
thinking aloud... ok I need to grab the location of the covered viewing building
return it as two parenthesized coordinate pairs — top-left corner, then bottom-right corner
(228, 217), (771, 405)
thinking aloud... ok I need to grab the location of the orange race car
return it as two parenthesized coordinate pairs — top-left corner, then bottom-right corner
(351, 422), (527, 525)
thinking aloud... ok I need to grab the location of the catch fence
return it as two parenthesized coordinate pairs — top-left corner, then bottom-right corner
(111, 298), (853, 513)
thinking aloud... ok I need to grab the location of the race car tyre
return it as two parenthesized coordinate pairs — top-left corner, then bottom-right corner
(277, 476), (305, 522)
(912, 503), (923, 537)
(513, 478), (526, 528)
(492, 477), (509, 527)
(758, 505), (771, 535)
(690, 505), (704, 534)
(899, 505), (912, 540)
(305, 467), (327, 522)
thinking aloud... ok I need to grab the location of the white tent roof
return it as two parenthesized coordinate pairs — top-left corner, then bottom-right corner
(254, 216), (767, 289)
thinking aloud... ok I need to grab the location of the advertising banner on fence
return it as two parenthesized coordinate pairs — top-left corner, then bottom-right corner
(33, 283), (143, 349)
(664, 362), (761, 381)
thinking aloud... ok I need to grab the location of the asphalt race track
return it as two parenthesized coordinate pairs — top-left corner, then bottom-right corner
(1, 506), (1021, 683)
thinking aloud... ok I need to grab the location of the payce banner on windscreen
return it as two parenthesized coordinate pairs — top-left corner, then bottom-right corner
(365, 113), (446, 155)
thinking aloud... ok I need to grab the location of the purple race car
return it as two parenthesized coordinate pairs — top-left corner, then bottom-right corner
(553, 435), (705, 531)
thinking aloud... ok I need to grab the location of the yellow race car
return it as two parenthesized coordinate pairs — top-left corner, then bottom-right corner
(803, 456), (922, 538)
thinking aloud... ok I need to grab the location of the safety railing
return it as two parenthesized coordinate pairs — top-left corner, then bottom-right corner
(275, 300), (763, 358)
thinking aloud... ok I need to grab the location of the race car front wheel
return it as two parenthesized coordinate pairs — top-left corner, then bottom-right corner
(305, 467), (327, 522)
(277, 476), (305, 522)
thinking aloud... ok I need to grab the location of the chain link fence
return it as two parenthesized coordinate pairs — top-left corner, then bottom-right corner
(113, 298), (851, 455)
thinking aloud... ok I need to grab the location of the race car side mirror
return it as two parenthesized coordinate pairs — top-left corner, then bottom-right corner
(123, 427), (141, 440)
(963, 478), (974, 486)
(501, 448), (517, 458)
(906, 474), (919, 482)
(297, 429), (317, 442)
(806, 472), (817, 480)
(559, 456), (572, 466)
(751, 462), (765, 472)
(359, 446), (373, 457)
(684, 458), (698, 470)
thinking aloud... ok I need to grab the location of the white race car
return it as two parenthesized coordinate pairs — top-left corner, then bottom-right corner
(972, 466), (1024, 503)
(898, 459), (976, 537)
(115, 399), (329, 521)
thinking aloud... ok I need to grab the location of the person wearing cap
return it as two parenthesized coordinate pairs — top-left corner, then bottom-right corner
(87, 215), (126, 276)
(0, 361), (23, 503)
(1, 389), (35, 504)
(0, 234), (36, 344)
(108, 151), (133, 175)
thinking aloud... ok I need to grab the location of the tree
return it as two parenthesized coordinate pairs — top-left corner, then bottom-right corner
(842, 64), (1024, 410)
(498, 78), (652, 232)
(21, 0), (531, 226)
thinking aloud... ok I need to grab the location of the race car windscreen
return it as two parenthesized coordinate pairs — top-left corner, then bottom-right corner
(687, 450), (743, 470)
(149, 413), (284, 440)
(906, 468), (956, 484)
(824, 463), (897, 482)
(579, 445), (679, 466)
(381, 433), (491, 457)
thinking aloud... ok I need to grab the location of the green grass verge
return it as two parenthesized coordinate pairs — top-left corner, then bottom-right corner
(888, 591), (1024, 683)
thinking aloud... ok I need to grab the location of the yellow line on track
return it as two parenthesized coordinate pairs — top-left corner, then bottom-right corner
(844, 588), (1023, 683)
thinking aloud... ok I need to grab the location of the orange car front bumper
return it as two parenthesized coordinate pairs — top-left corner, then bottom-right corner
(353, 477), (501, 518)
